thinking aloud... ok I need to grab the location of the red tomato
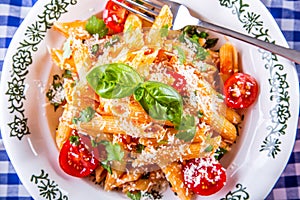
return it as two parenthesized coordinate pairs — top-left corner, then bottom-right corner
(115, 134), (139, 151)
(103, 0), (129, 33)
(167, 70), (187, 94)
(223, 73), (258, 109)
(183, 157), (226, 196)
(59, 130), (99, 177)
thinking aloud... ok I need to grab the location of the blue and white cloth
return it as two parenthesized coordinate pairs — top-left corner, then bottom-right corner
(0, 0), (299, 199)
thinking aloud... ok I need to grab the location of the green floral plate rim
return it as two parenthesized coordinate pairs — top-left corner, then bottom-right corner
(0, 0), (299, 199)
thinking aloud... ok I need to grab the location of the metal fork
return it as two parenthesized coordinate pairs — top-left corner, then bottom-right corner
(111, 0), (300, 65)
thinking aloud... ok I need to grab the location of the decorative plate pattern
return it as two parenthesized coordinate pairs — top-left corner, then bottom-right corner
(1, 0), (298, 199)
(5, 0), (77, 140)
(218, 0), (291, 159)
(31, 170), (69, 200)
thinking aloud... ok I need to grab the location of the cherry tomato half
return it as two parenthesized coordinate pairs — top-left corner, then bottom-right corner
(59, 130), (99, 177)
(223, 73), (258, 109)
(183, 157), (226, 196)
(103, 0), (129, 33)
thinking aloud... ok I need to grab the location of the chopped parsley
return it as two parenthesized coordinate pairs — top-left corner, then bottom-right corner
(204, 144), (214, 152)
(104, 35), (120, 48)
(217, 93), (225, 100)
(69, 135), (80, 146)
(127, 191), (141, 200)
(100, 140), (125, 162)
(214, 147), (228, 160)
(136, 143), (145, 153)
(99, 141), (125, 174)
(197, 110), (204, 118)
(101, 161), (112, 174)
(91, 44), (99, 55)
(179, 29), (210, 61)
(160, 24), (169, 37)
(173, 46), (186, 64)
(62, 69), (73, 79)
(72, 106), (95, 124)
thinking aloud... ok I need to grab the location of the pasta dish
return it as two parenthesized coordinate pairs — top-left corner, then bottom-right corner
(47, 2), (258, 200)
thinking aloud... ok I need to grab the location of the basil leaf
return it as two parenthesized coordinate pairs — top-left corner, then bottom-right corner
(175, 115), (196, 142)
(85, 15), (108, 38)
(199, 31), (209, 39)
(176, 115), (195, 130)
(175, 126), (196, 142)
(86, 63), (143, 99)
(134, 81), (183, 126)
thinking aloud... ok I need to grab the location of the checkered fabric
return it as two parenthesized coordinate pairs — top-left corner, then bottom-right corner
(263, 1), (300, 199)
(0, 0), (299, 199)
(0, 0), (37, 199)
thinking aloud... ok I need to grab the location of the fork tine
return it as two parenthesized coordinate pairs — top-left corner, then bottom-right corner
(111, 0), (158, 23)
(125, 0), (159, 16)
(138, 0), (163, 10)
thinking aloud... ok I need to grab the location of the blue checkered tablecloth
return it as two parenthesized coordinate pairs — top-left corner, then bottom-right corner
(0, 0), (299, 199)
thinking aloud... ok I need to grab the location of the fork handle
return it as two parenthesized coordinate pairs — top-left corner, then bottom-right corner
(197, 20), (300, 65)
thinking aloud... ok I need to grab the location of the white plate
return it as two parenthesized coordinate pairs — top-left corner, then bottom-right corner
(1, 0), (299, 199)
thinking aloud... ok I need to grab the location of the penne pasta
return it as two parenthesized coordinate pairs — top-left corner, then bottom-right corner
(49, 3), (256, 200)
(162, 162), (193, 200)
(53, 20), (90, 40)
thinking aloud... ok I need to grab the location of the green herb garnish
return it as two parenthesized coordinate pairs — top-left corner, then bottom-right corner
(91, 44), (99, 55)
(69, 135), (80, 145)
(101, 161), (112, 174)
(104, 35), (120, 48)
(160, 24), (169, 37)
(127, 191), (141, 200)
(134, 81), (183, 126)
(46, 74), (65, 111)
(214, 147), (228, 160)
(85, 15), (108, 38)
(63, 69), (73, 79)
(86, 63), (143, 99)
(86, 63), (198, 142)
(204, 38), (219, 48)
(175, 115), (196, 142)
(204, 144), (214, 152)
(99, 140), (125, 174)
(72, 106), (95, 124)
(100, 140), (125, 162)
(179, 31), (210, 61)
(136, 144), (145, 153)
(173, 46), (186, 64)
(197, 111), (204, 118)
